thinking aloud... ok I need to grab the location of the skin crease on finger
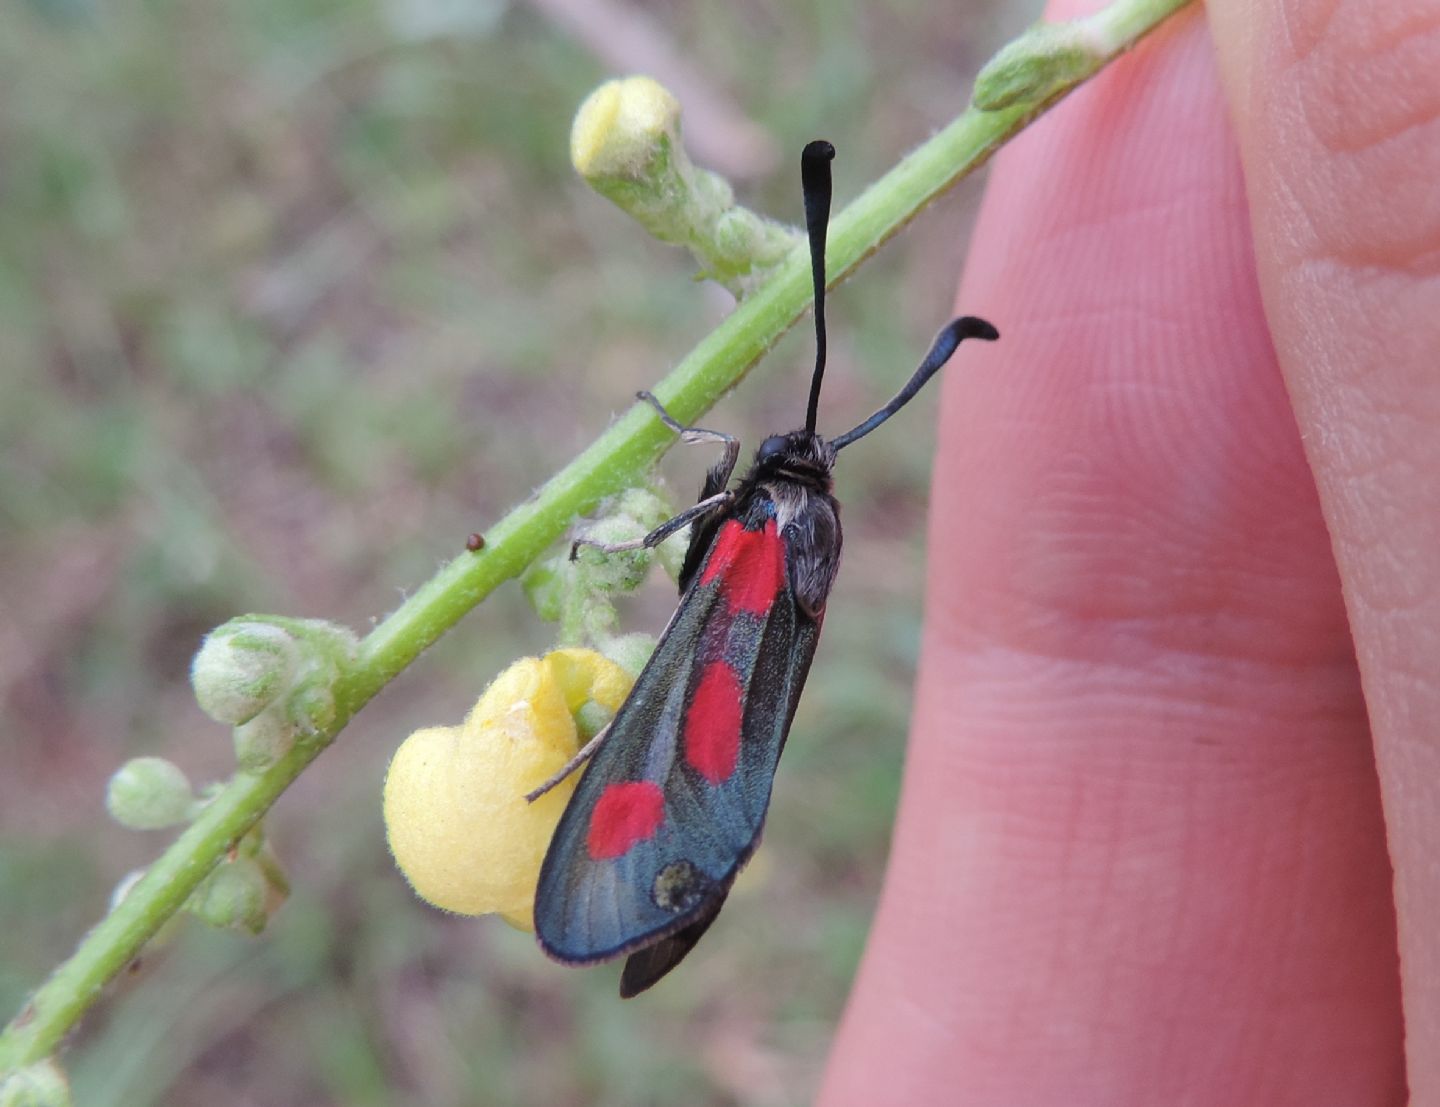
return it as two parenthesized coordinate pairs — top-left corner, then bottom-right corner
(819, 5), (1406, 1107)
(1205, 0), (1440, 1099)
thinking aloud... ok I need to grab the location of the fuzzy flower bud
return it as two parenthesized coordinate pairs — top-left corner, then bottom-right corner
(615, 486), (685, 581)
(106, 757), (196, 830)
(572, 516), (654, 593)
(571, 76), (797, 297)
(231, 676), (339, 771)
(972, 15), (1117, 113)
(288, 678), (337, 735)
(572, 487), (680, 596)
(600, 632), (657, 677)
(383, 648), (634, 928)
(191, 621), (299, 725)
(571, 75), (682, 186)
(232, 709), (299, 772)
(522, 562), (565, 623)
(0, 1060), (72, 1107)
(186, 858), (270, 935)
(525, 487), (681, 646)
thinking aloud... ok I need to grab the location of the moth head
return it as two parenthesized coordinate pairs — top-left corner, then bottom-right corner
(754, 429), (835, 478)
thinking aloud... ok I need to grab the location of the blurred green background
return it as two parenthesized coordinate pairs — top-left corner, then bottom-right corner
(1, 0), (1031, 1101)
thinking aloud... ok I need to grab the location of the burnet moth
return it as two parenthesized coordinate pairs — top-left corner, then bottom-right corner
(532, 140), (997, 996)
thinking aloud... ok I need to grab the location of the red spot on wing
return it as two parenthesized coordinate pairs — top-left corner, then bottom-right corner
(699, 519), (786, 616)
(586, 781), (665, 860)
(684, 660), (743, 784)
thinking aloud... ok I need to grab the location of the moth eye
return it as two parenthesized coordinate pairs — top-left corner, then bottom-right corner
(757, 435), (789, 464)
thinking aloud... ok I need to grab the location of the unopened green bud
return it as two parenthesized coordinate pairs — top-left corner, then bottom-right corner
(573, 486), (681, 593)
(187, 859), (268, 935)
(712, 208), (788, 275)
(106, 757), (195, 830)
(0, 1059), (72, 1107)
(616, 486), (674, 532)
(235, 824), (265, 858)
(574, 516), (653, 593)
(653, 525), (689, 582)
(617, 487), (689, 580)
(293, 618), (360, 667)
(255, 848), (291, 902)
(574, 699), (616, 741)
(522, 561), (566, 622)
(601, 632), (656, 677)
(571, 77), (797, 297)
(233, 709), (298, 772)
(288, 679), (336, 736)
(191, 621), (299, 725)
(973, 19), (1105, 112)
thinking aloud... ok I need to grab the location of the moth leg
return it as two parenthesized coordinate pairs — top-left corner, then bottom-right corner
(570, 490), (734, 560)
(636, 390), (734, 448)
(636, 391), (740, 498)
(525, 724), (610, 803)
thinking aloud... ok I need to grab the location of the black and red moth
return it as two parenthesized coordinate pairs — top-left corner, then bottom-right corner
(533, 140), (997, 996)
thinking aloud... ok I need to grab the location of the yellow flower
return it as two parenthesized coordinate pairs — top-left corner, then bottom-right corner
(383, 649), (633, 929)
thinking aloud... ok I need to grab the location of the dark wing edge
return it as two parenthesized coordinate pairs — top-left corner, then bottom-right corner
(618, 882), (731, 997)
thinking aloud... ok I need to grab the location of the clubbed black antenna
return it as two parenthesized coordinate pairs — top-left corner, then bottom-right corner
(830, 316), (999, 451)
(800, 140), (835, 434)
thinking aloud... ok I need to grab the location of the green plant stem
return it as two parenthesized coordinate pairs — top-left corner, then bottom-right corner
(0, 737), (335, 1071)
(0, 0), (1194, 1072)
